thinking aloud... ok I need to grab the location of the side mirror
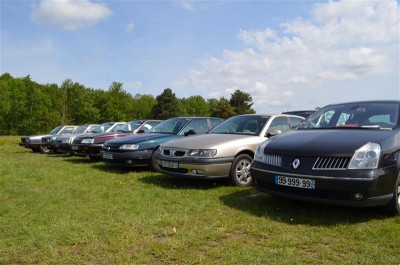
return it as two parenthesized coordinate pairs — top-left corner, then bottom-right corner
(137, 129), (145, 134)
(184, 129), (196, 136)
(265, 130), (282, 138)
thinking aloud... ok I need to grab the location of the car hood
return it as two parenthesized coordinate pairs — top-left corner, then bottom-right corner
(161, 133), (264, 150)
(265, 129), (396, 156)
(105, 133), (176, 147)
(23, 134), (51, 140)
(77, 131), (131, 139)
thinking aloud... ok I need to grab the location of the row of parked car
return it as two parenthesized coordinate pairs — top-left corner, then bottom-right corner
(19, 100), (400, 216)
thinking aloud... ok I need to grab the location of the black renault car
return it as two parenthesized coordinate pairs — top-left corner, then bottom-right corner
(251, 100), (400, 215)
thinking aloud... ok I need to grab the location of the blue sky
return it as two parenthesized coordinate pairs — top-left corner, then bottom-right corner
(1, 0), (399, 113)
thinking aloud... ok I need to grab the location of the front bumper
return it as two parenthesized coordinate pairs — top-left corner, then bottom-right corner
(251, 161), (397, 207)
(100, 149), (153, 167)
(71, 144), (103, 157)
(154, 154), (234, 179)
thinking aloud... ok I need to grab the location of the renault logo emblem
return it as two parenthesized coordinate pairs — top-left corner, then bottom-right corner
(291, 158), (301, 169)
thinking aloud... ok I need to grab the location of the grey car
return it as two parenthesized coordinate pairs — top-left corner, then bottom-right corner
(19, 125), (78, 153)
(154, 114), (304, 186)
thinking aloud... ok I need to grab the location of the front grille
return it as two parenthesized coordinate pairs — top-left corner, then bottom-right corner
(263, 154), (282, 167)
(312, 157), (350, 170)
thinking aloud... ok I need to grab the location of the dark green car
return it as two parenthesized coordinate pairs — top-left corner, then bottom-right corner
(100, 117), (223, 169)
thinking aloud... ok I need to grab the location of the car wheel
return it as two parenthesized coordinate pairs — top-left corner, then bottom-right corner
(382, 173), (400, 216)
(230, 154), (253, 187)
(149, 148), (159, 172)
(39, 146), (51, 154)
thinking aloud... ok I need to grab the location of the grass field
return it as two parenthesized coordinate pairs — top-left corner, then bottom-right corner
(1, 136), (399, 264)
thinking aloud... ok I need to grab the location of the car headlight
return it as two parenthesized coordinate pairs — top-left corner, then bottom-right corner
(348, 142), (381, 169)
(120, 144), (139, 150)
(51, 136), (57, 141)
(254, 139), (271, 162)
(187, 149), (217, 157)
(81, 138), (94, 144)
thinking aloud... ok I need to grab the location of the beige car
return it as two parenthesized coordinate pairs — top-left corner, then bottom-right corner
(153, 114), (305, 186)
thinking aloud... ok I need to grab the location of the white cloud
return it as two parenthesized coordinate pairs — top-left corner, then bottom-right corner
(31, 0), (113, 31)
(179, 0), (399, 112)
(126, 22), (135, 32)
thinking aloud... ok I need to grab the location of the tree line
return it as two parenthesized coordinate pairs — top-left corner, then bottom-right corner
(0, 73), (255, 135)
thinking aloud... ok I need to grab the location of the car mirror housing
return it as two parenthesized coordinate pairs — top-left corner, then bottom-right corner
(137, 129), (145, 134)
(184, 129), (196, 136)
(266, 130), (282, 138)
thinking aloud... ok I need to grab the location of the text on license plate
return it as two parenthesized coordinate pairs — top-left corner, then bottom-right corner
(275, 175), (315, 189)
(161, 160), (179, 168)
(102, 153), (113, 160)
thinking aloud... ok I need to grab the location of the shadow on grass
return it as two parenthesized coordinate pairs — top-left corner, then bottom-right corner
(138, 173), (230, 190)
(220, 188), (388, 226)
(91, 163), (147, 175)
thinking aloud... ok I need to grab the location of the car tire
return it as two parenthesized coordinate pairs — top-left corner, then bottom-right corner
(39, 146), (51, 154)
(230, 154), (253, 187)
(149, 148), (159, 172)
(382, 173), (400, 216)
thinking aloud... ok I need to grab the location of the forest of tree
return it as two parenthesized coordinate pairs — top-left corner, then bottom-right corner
(0, 73), (255, 135)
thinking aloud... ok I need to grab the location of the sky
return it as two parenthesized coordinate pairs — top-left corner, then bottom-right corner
(1, 0), (399, 113)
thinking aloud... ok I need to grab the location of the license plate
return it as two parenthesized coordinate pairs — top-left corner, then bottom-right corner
(102, 153), (113, 160)
(275, 175), (315, 189)
(161, 160), (179, 168)
(71, 145), (78, 150)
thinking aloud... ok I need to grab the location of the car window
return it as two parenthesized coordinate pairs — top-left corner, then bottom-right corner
(129, 121), (144, 131)
(49, 125), (63, 134)
(150, 118), (190, 134)
(109, 123), (126, 132)
(74, 125), (88, 134)
(60, 127), (76, 134)
(210, 118), (223, 128)
(209, 116), (269, 135)
(181, 119), (209, 134)
(140, 121), (160, 133)
(266, 116), (290, 133)
(288, 117), (304, 128)
(91, 125), (105, 133)
(300, 102), (399, 129)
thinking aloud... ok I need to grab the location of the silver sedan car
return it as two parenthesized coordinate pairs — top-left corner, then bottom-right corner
(153, 114), (304, 186)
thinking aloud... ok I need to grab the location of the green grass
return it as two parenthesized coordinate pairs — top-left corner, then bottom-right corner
(1, 136), (399, 264)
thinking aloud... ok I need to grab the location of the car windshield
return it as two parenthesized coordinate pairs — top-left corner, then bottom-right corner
(149, 118), (190, 134)
(107, 123), (126, 132)
(90, 125), (105, 133)
(113, 123), (131, 133)
(129, 121), (144, 131)
(74, 125), (88, 134)
(49, 125), (63, 134)
(300, 102), (399, 130)
(209, 115), (270, 135)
